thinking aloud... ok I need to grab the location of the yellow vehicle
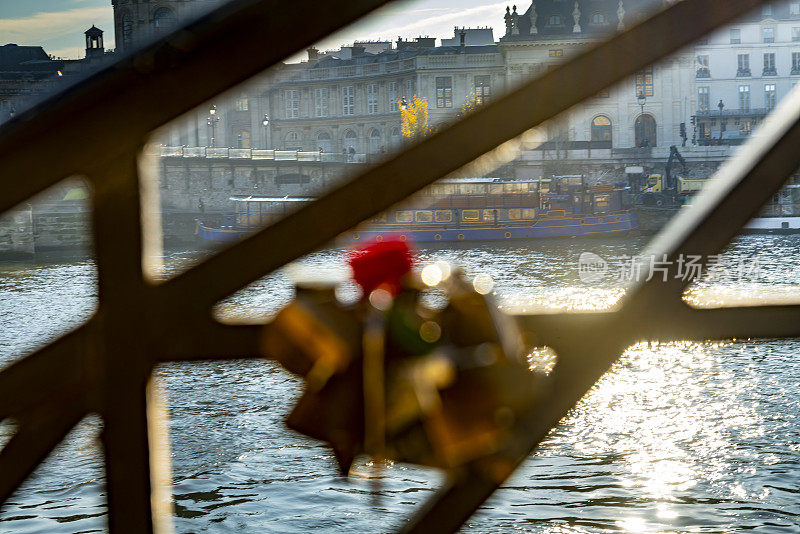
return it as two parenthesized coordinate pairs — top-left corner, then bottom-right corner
(643, 174), (708, 195)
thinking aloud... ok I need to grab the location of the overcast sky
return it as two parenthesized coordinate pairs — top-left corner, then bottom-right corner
(0, 0), (509, 60)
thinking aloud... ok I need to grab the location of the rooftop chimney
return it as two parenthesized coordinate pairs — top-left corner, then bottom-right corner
(307, 47), (319, 64)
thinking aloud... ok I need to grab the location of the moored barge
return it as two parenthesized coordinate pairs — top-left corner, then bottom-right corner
(196, 177), (638, 244)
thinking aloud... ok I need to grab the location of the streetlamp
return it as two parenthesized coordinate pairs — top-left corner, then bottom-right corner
(206, 105), (219, 148)
(637, 91), (647, 147)
(399, 97), (409, 111)
(261, 114), (271, 149)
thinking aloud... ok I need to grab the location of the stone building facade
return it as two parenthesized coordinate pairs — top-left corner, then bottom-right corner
(264, 37), (504, 155)
(111, 0), (220, 52)
(499, 0), (693, 153)
(693, 1), (800, 144)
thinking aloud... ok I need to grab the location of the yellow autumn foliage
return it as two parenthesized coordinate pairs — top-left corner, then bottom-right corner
(401, 96), (432, 140)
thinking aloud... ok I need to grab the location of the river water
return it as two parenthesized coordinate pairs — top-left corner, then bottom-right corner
(1, 235), (799, 533)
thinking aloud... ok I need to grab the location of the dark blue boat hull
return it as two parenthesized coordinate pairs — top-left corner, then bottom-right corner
(196, 211), (638, 244)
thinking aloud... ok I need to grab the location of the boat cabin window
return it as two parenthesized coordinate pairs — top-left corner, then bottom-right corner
(522, 208), (536, 219)
(483, 209), (499, 221)
(490, 184), (504, 194)
(508, 208), (521, 219)
(396, 210), (413, 223)
(415, 210), (433, 223)
(594, 193), (611, 208)
(462, 209), (480, 221)
(435, 210), (452, 223)
(504, 183), (529, 194)
(458, 184), (487, 195)
(369, 213), (387, 223)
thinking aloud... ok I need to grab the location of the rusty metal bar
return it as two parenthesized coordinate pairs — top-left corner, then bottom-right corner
(0, 0), (393, 216)
(88, 156), (161, 533)
(160, 322), (262, 362)
(164, 0), (766, 312)
(0, 400), (86, 505)
(0, 326), (89, 422)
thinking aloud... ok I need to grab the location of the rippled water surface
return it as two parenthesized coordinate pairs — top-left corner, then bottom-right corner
(1, 236), (799, 532)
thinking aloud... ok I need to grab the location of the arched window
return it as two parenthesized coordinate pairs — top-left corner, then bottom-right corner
(237, 130), (251, 149)
(390, 127), (401, 148)
(285, 131), (303, 150)
(317, 132), (332, 153)
(121, 12), (133, 50)
(548, 14), (562, 26)
(591, 115), (612, 143)
(344, 129), (358, 153)
(635, 114), (657, 147)
(368, 129), (382, 154)
(591, 13), (607, 25)
(153, 8), (176, 34)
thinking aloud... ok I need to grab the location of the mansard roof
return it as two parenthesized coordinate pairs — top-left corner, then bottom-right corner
(312, 44), (499, 69)
(500, 0), (668, 42)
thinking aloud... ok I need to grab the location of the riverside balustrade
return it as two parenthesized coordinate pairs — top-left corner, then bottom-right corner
(156, 145), (367, 162)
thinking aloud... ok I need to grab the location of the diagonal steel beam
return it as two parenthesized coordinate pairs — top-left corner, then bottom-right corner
(0, 0), (393, 215)
(163, 0), (766, 312)
(0, 400), (87, 507)
(0, 325), (91, 421)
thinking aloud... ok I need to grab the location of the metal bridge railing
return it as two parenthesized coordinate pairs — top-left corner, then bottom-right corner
(2, 1), (796, 533)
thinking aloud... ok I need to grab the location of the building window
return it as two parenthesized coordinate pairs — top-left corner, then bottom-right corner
(730, 28), (741, 44)
(314, 88), (329, 117)
(764, 53), (776, 75)
(474, 75), (491, 105)
(634, 114), (657, 147)
(390, 127), (401, 148)
(153, 8), (176, 34)
(590, 115), (612, 143)
(316, 131), (332, 152)
(793, 52), (800, 74)
(549, 49), (564, 57)
(792, 2), (800, 15)
(764, 27), (775, 43)
(698, 86), (710, 112)
(436, 77), (452, 108)
(737, 54), (751, 76)
(235, 94), (249, 112)
(388, 81), (398, 111)
(285, 131), (302, 150)
(548, 14), (563, 26)
(342, 85), (355, 115)
(635, 66), (654, 97)
(765, 84), (777, 110)
(367, 84), (379, 114)
(405, 79), (415, 98)
(237, 130), (251, 149)
(285, 89), (299, 119)
(794, 27), (800, 42)
(739, 85), (751, 112)
(696, 55), (710, 78)
(121, 12), (133, 49)
(344, 129), (358, 153)
(763, 4), (773, 17)
(368, 128), (381, 153)
(591, 13), (607, 25)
